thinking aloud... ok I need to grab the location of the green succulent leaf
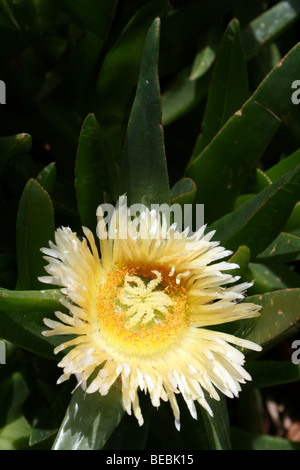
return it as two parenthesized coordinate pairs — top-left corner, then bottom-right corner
(245, 361), (300, 390)
(189, 22), (222, 81)
(244, 263), (300, 294)
(209, 164), (300, 258)
(200, 394), (231, 450)
(186, 43), (300, 223)
(96, 1), (170, 160)
(75, 113), (119, 232)
(0, 133), (32, 174)
(192, 18), (249, 157)
(0, 413), (32, 450)
(266, 148), (300, 182)
(242, 0), (300, 60)
(244, 288), (300, 348)
(119, 17), (170, 207)
(29, 383), (73, 447)
(52, 384), (124, 450)
(0, 288), (68, 360)
(170, 178), (197, 206)
(0, 371), (30, 428)
(15, 179), (55, 291)
(255, 232), (300, 263)
(36, 162), (56, 196)
(284, 201), (300, 235)
(227, 245), (251, 277)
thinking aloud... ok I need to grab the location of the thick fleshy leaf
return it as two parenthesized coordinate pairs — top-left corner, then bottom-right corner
(163, 1), (300, 128)
(227, 245), (251, 277)
(161, 0), (248, 125)
(284, 201), (300, 236)
(192, 18), (249, 157)
(255, 232), (300, 263)
(244, 289), (300, 348)
(243, 263), (300, 295)
(245, 361), (300, 390)
(266, 148), (300, 182)
(170, 178), (197, 206)
(0, 133), (32, 174)
(162, 68), (211, 127)
(189, 22), (222, 81)
(29, 383), (73, 447)
(15, 179), (55, 290)
(119, 17), (170, 207)
(186, 43), (300, 223)
(96, 1), (170, 160)
(242, 0), (300, 60)
(104, 393), (152, 450)
(52, 0), (118, 39)
(52, 384), (124, 450)
(0, 289), (68, 360)
(208, 164), (300, 258)
(0, 372), (30, 428)
(0, 288), (64, 313)
(199, 394), (231, 450)
(244, 168), (272, 194)
(75, 113), (119, 232)
(0, 413), (31, 450)
(36, 162), (56, 196)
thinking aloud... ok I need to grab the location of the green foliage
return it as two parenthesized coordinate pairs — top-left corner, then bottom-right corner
(0, 0), (300, 451)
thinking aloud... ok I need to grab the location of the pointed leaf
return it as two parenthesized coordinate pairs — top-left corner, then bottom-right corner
(192, 19), (249, 157)
(245, 361), (300, 390)
(29, 384), (72, 446)
(162, 1), (300, 127)
(75, 113), (119, 232)
(162, 67), (211, 127)
(266, 148), (300, 182)
(189, 22), (222, 81)
(96, 1), (170, 160)
(243, 263), (300, 294)
(284, 201), (300, 235)
(0, 289), (69, 360)
(186, 43), (300, 223)
(0, 133), (32, 174)
(0, 413), (31, 450)
(119, 17), (170, 207)
(200, 394), (231, 450)
(256, 232), (300, 263)
(242, 0), (300, 60)
(52, 385), (124, 450)
(227, 245), (251, 277)
(36, 162), (56, 196)
(0, 372), (30, 428)
(209, 164), (300, 258)
(170, 178), (197, 205)
(15, 179), (55, 290)
(244, 288), (300, 348)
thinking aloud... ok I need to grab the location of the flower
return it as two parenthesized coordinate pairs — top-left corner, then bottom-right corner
(39, 196), (262, 431)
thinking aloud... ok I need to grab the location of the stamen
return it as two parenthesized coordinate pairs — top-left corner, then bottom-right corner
(96, 264), (189, 356)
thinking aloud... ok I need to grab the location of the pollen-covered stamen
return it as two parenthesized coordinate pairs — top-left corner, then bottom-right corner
(118, 270), (175, 328)
(96, 264), (189, 356)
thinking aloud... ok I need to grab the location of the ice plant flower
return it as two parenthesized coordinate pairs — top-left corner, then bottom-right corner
(40, 196), (262, 430)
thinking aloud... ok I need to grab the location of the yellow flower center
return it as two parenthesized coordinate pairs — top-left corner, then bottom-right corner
(96, 265), (189, 356)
